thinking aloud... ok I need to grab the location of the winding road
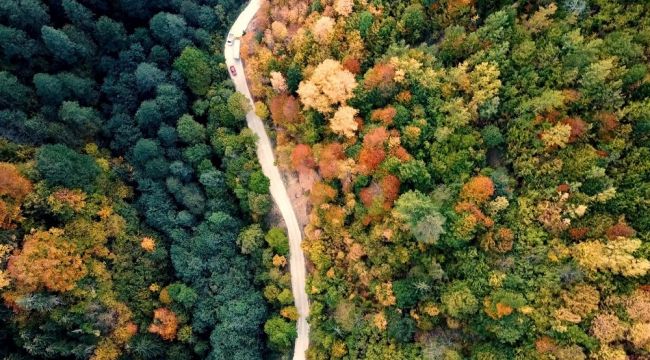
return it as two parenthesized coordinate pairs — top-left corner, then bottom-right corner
(224, 1), (310, 359)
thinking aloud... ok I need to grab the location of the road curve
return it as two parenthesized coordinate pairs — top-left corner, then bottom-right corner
(224, 1), (310, 359)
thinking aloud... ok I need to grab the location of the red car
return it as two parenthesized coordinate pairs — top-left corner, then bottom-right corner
(229, 65), (237, 76)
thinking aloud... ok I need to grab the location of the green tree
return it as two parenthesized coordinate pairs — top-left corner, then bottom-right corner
(441, 281), (478, 319)
(177, 114), (206, 144)
(174, 46), (213, 95)
(227, 92), (252, 120)
(36, 144), (100, 191)
(264, 316), (297, 351)
(266, 228), (289, 255)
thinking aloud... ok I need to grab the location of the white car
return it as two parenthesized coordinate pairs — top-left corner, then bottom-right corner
(226, 33), (235, 46)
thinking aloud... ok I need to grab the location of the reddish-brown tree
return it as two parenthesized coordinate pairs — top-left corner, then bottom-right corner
(371, 106), (397, 126)
(561, 117), (588, 142)
(606, 221), (636, 240)
(364, 63), (396, 93)
(270, 94), (302, 126)
(291, 144), (316, 173)
(318, 143), (345, 179)
(148, 308), (179, 341)
(342, 57), (361, 74)
(358, 127), (389, 175)
(460, 176), (495, 204)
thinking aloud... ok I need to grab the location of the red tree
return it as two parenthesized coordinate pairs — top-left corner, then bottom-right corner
(270, 94), (301, 126)
(291, 144), (316, 174)
(319, 143), (345, 180)
(371, 106), (397, 126)
(561, 117), (587, 142)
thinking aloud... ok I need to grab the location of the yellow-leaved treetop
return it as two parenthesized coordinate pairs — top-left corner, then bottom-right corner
(572, 238), (650, 277)
(6, 228), (86, 293)
(297, 59), (357, 114)
(271, 21), (288, 41)
(312, 16), (335, 45)
(330, 105), (358, 138)
(270, 71), (288, 93)
(334, 0), (354, 17)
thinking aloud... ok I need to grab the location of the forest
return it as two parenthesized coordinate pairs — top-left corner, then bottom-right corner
(1, 0), (650, 359)
(241, 0), (650, 359)
(0, 0), (295, 359)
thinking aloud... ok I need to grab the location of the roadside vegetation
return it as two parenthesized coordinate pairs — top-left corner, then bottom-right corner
(243, 0), (650, 358)
(0, 1), (293, 359)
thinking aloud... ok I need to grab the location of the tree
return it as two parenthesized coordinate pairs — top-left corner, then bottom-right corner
(227, 92), (251, 119)
(264, 316), (296, 351)
(269, 94), (301, 126)
(177, 114), (206, 144)
(334, 0), (354, 17)
(387, 312), (416, 343)
(6, 228), (86, 294)
(166, 283), (198, 309)
(36, 144), (100, 191)
(394, 191), (446, 244)
(150, 12), (187, 50)
(62, 0), (95, 31)
(297, 59), (357, 114)
(58, 101), (101, 140)
(0, 163), (32, 229)
(41, 26), (81, 64)
(572, 238), (650, 277)
(398, 4), (426, 43)
(95, 16), (127, 54)
(358, 127), (388, 174)
(330, 106), (358, 138)
(153, 84), (186, 123)
(312, 16), (335, 45)
(174, 47), (213, 95)
(460, 176), (495, 204)
(135, 63), (166, 94)
(266, 228), (289, 255)
(237, 224), (265, 254)
(0, 71), (30, 110)
(481, 125), (504, 147)
(149, 308), (179, 341)
(441, 281), (478, 318)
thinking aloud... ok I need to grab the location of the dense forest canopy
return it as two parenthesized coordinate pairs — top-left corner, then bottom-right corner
(242, 0), (650, 359)
(2, 0), (650, 359)
(0, 0), (295, 359)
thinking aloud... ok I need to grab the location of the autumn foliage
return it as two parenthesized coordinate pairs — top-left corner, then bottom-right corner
(149, 308), (179, 341)
(6, 228), (86, 294)
(291, 144), (316, 173)
(270, 94), (302, 126)
(460, 176), (495, 203)
(358, 127), (389, 175)
(606, 221), (636, 240)
(318, 143), (345, 179)
(561, 117), (588, 142)
(371, 106), (397, 126)
(363, 63), (396, 94)
(311, 182), (337, 206)
(0, 163), (32, 229)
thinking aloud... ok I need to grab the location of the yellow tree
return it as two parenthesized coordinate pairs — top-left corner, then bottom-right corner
(330, 105), (358, 137)
(6, 228), (86, 294)
(297, 59), (357, 113)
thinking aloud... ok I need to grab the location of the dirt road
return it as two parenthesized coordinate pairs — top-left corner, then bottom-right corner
(224, 1), (310, 359)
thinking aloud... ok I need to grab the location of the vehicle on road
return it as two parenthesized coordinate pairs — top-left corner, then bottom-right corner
(226, 33), (235, 46)
(229, 65), (237, 76)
